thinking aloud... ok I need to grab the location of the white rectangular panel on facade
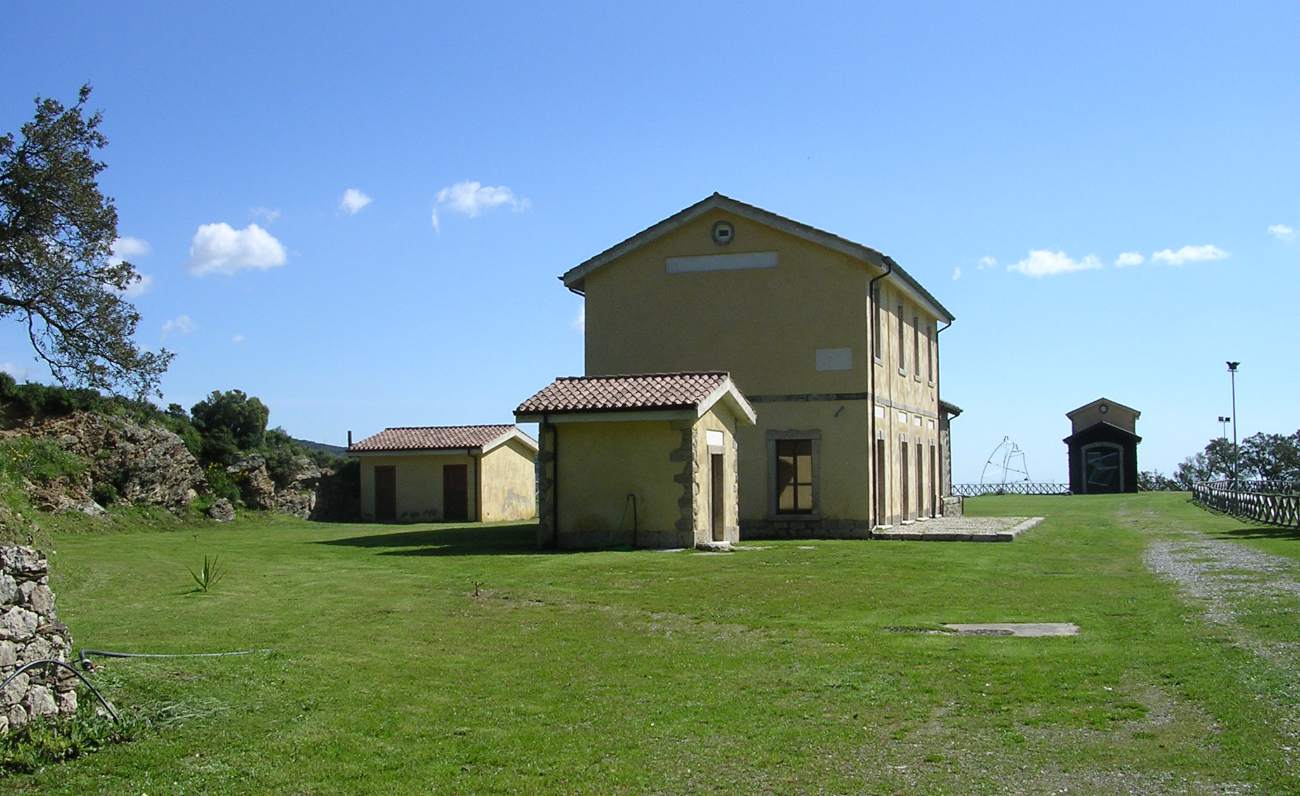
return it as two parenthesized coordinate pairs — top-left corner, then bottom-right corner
(815, 347), (852, 371)
(706, 430), (725, 447)
(665, 251), (779, 274)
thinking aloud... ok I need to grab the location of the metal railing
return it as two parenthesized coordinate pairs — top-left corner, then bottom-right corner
(1192, 480), (1300, 528)
(953, 482), (1071, 497)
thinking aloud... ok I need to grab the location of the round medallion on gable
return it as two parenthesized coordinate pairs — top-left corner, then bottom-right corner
(711, 220), (734, 246)
(1099, 403), (1110, 415)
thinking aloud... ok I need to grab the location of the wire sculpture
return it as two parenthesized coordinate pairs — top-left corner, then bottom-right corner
(979, 436), (1032, 487)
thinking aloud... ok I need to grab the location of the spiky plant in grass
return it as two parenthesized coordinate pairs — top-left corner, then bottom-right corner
(187, 555), (225, 593)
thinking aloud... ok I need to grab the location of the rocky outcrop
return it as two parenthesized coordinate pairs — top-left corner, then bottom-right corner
(226, 454), (275, 510)
(0, 545), (76, 733)
(206, 498), (235, 523)
(18, 412), (205, 512)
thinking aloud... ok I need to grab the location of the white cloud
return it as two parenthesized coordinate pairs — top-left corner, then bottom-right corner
(977, 256), (997, 270)
(1114, 252), (1145, 268)
(1268, 223), (1295, 242)
(231, 333), (245, 344)
(187, 223), (286, 276)
(1007, 250), (1103, 278)
(120, 273), (154, 297)
(109, 236), (150, 265)
(251, 206), (282, 224)
(0, 362), (29, 381)
(432, 181), (529, 232)
(430, 208), (440, 233)
(339, 188), (372, 215)
(572, 306), (585, 332)
(1151, 244), (1228, 266)
(162, 315), (195, 337)
(952, 266), (962, 281)
(107, 237), (155, 296)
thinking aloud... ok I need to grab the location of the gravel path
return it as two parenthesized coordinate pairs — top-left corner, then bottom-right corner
(1144, 532), (1300, 753)
(1145, 538), (1300, 629)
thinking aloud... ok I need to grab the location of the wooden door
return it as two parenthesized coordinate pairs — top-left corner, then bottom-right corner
(929, 444), (938, 518)
(874, 439), (886, 526)
(916, 442), (924, 519)
(900, 441), (910, 522)
(710, 453), (725, 541)
(443, 464), (469, 521)
(374, 465), (396, 523)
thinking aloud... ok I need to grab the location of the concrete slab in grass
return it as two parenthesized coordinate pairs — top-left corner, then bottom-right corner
(873, 516), (1044, 542)
(943, 622), (1079, 637)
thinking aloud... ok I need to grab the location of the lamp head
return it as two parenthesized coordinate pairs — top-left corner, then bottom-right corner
(1227, 361), (1240, 371)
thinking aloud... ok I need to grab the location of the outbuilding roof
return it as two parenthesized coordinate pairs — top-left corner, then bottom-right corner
(1066, 397), (1141, 420)
(515, 372), (757, 424)
(560, 192), (954, 323)
(348, 424), (537, 454)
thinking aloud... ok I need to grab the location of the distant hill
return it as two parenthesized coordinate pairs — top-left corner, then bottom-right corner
(293, 437), (348, 457)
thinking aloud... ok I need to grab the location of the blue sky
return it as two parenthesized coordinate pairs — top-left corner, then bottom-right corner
(2, 2), (1297, 482)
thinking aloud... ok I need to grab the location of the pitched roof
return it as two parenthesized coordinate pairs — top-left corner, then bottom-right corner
(1066, 397), (1141, 420)
(348, 424), (536, 454)
(515, 372), (756, 424)
(560, 192), (954, 322)
(1063, 420), (1143, 444)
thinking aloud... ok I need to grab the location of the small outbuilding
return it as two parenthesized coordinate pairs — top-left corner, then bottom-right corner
(515, 372), (757, 549)
(1063, 398), (1141, 494)
(348, 425), (538, 523)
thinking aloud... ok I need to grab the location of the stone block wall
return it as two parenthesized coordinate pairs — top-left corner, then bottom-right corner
(0, 546), (77, 732)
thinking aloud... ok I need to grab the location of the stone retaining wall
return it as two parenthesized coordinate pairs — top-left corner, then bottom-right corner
(0, 546), (77, 732)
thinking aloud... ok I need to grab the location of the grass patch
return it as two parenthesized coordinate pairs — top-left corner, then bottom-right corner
(7, 493), (1300, 792)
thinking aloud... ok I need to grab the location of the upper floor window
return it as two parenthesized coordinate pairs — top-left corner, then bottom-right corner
(896, 304), (905, 374)
(912, 315), (920, 381)
(871, 284), (882, 360)
(926, 323), (935, 383)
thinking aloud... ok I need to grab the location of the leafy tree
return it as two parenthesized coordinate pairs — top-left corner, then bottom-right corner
(1240, 431), (1300, 482)
(1138, 470), (1179, 491)
(1175, 437), (1237, 488)
(0, 85), (171, 397)
(190, 390), (269, 465)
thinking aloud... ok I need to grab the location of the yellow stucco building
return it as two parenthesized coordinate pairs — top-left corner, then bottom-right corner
(516, 372), (756, 549)
(349, 425), (538, 523)
(563, 193), (956, 536)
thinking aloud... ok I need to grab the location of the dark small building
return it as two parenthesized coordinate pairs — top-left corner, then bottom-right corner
(1063, 398), (1141, 494)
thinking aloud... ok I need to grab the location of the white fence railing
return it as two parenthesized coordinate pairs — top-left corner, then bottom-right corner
(1192, 480), (1300, 528)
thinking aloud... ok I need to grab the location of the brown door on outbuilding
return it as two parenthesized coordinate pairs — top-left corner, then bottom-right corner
(710, 453), (725, 541)
(443, 464), (469, 521)
(374, 465), (397, 522)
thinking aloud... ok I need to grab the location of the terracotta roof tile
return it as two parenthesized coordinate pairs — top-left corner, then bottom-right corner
(349, 424), (521, 453)
(515, 372), (730, 415)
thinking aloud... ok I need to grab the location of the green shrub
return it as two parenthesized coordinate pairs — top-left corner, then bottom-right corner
(91, 480), (118, 506)
(204, 464), (241, 504)
(0, 438), (87, 483)
(0, 703), (152, 774)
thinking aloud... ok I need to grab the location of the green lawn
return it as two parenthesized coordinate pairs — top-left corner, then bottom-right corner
(11, 493), (1300, 793)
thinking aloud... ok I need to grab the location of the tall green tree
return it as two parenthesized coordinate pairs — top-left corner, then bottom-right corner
(190, 390), (269, 465)
(1240, 431), (1300, 482)
(0, 85), (171, 397)
(1175, 437), (1237, 487)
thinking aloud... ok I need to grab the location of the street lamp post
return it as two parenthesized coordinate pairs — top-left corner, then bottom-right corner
(1226, 362), (1240, 482)
(1218, 416), (1230, 440)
